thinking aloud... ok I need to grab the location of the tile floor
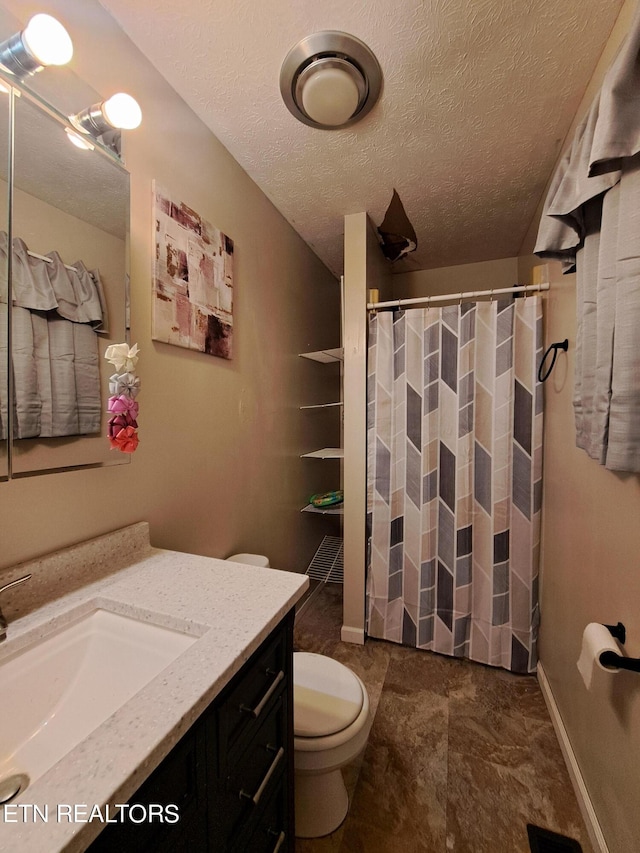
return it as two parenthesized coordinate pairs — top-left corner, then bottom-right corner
(293, 583), (594, 853)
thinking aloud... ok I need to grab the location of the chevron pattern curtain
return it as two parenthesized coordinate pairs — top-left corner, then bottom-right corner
(366, 297), (544, 673)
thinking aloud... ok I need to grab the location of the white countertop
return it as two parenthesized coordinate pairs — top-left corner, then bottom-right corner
(0, 524), (308, 852)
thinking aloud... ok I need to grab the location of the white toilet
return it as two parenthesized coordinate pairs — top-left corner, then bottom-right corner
(293, 652), (371, 838)
(225, 554), (371, 837)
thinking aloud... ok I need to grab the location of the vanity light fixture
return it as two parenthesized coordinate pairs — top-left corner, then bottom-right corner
(69, 92), (142, 138)
(279, 31), (382, 130)
(0, 14), (73, 79)
(64, 127), (94, 151)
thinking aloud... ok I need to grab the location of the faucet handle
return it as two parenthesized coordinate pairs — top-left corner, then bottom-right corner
(0, 574), (31, 595)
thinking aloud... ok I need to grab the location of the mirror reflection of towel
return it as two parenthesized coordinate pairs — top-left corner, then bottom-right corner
(377, 189), (418, 262)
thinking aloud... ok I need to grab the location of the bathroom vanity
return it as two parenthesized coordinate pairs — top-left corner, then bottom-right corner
(0, 524), (307, 852)
(89, 610), (294, 852)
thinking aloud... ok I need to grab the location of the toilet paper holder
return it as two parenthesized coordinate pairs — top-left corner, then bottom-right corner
(601, 622), (640, 672)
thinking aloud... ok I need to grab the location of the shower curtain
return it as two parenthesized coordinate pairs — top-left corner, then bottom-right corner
(366, 296), (543, 673)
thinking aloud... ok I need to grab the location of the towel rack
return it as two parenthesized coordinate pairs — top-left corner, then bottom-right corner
(538, 339), (568, 382)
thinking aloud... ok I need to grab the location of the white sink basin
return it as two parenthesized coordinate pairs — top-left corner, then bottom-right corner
(0, 608), (196, 790)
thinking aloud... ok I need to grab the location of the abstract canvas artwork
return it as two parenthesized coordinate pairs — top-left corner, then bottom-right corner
(152, 182), (234, 359)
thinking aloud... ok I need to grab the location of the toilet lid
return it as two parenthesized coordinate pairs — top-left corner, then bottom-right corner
(293, 652), (363, 737)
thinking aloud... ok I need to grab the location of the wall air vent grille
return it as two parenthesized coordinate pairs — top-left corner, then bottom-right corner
(527, 824), (583, 853)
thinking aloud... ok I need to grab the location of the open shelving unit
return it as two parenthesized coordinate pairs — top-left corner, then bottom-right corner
(298, 347), (343, 364)
(299, 340), (344, 571)
(301, 502), (344, 515)
(300, 447), (343, 459)
(305, 535), (344, 583)
(300, 401), (343, 411)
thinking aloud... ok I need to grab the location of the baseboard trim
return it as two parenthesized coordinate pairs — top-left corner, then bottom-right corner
(537, 662), (609, 853)
(341, 624), (365, 644)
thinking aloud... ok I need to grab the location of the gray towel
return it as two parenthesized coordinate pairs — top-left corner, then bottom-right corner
(72, 322), (101, 435)
(12, 239), (57, 312)
(12, 306), (42, 439)
(590, 3), (640, 170)
(45, 252), (82, 322)
(535, 1), (640, 473)
(0, 301), (7, 441)
(46, 314), (79, 437)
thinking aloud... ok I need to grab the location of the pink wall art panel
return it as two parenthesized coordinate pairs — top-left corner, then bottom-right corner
(152, 182), (234, 359)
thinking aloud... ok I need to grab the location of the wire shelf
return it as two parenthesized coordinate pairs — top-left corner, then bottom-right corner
(301, 447), (344, 459)
(298, 347), (343, 363)
(305, 535), (343, 584)
(301, 503), (344, 515)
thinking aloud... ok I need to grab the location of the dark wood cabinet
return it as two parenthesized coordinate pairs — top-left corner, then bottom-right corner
(88, 609), (294, 852)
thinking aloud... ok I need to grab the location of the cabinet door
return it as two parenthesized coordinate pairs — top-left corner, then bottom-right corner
(212, 611), (294, 850)
(87, 718), (207, 853)
(87, 611), (294, 853)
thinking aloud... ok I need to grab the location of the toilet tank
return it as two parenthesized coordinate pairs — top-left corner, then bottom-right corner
(226, 553), (270, 568)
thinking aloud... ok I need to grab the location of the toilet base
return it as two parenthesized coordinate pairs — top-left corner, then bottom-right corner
(294, 768), (349, 838)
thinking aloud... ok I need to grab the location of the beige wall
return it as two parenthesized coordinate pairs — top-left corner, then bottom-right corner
(525, 4), (640, 850)
(0, 0), (340, 574)
(392, 256), (519, 299)
(537, 262), (640, 853)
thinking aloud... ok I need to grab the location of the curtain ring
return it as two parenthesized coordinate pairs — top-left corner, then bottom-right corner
(490, 289), (494, 302)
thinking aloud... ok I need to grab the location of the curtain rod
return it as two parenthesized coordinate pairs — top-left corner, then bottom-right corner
(367, 282), (550, 311)
(26, 249), (77, 273)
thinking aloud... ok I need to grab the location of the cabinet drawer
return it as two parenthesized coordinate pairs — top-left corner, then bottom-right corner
(236, 775), (289, 853)
(221, 626), (288, 749)
(219, 692), (286, 840)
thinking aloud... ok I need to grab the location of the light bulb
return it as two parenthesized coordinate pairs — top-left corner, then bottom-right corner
(22, 14), (73, 67)
(102, 93), (142, 130)
(301, 66), (359, 127)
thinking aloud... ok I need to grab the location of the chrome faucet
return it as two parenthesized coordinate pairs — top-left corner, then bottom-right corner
(0, 574), (31, 642)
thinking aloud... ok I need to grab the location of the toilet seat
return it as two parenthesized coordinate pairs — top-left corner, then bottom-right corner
(294, 652), (364, 737)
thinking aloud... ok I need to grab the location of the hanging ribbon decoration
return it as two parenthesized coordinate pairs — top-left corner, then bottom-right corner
(105, 343), (140, 453)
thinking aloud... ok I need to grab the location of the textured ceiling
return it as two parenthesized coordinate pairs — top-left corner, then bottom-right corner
(99, 0), (624, 276)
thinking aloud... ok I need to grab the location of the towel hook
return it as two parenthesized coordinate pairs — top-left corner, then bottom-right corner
(538, 339), (568, 382)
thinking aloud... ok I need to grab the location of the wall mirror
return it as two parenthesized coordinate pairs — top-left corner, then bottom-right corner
(0, 23), (130, 479)
(0, 81), (7, 481)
